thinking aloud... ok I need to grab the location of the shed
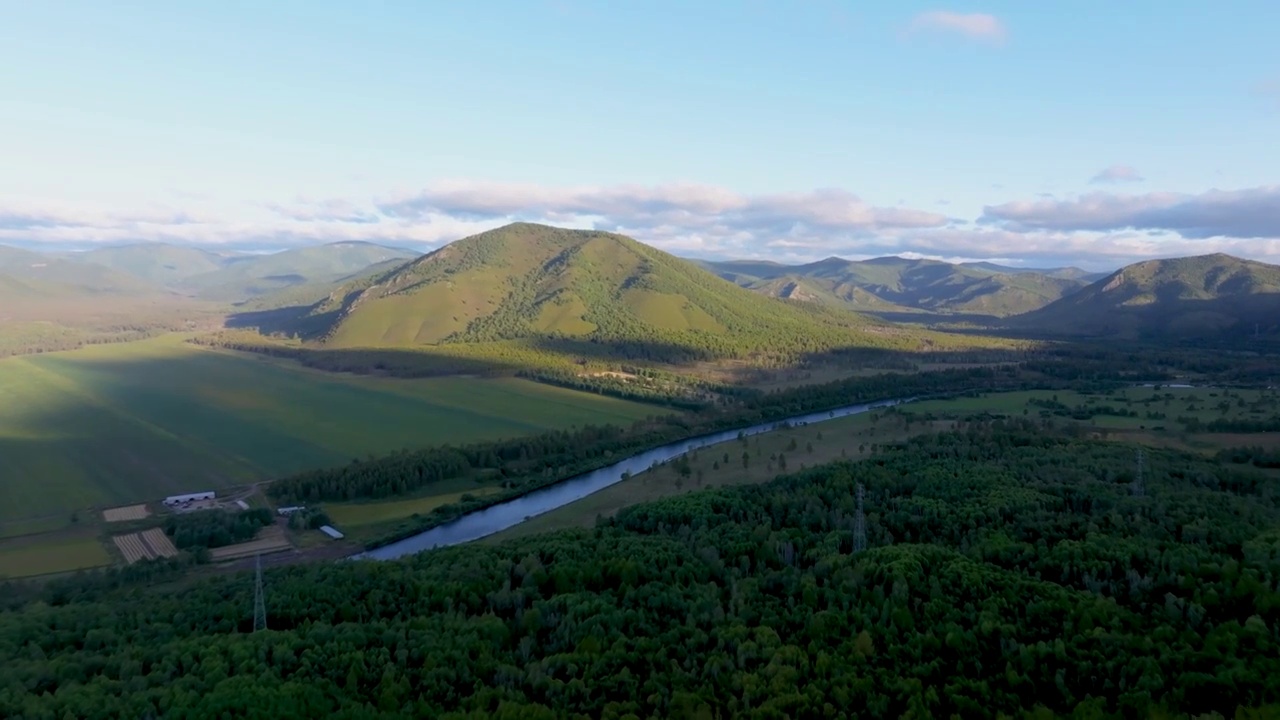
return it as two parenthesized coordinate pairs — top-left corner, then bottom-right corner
(319, 525), (345, 540)
(234, 500), (250, 510)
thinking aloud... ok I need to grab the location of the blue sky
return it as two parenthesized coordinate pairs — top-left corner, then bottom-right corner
(1, 1), (1277, 268)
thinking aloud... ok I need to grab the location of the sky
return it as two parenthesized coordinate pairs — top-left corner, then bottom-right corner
(1, 0), (1278, 270)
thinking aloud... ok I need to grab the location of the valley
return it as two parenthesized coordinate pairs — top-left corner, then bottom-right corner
(3, 223), (1280, 718)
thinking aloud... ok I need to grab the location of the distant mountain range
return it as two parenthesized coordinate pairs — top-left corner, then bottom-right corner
(6, 232), (1279, 347)
(696, 256), (1106, 318)
(0, 241), (421, 305)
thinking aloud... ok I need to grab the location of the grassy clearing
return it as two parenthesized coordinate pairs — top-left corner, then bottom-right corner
(0, 335), (657, 524)
(0, 536), (111, 579)
(327, 487), (503, 529)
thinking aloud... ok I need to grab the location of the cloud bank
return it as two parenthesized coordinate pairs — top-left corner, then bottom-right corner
(906, 11), (1007, 44)
(3, 181), (1280, 270)
(982, 186), (1280, 239)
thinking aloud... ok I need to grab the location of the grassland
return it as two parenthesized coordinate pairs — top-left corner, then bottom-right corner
(486, 384), (1280, 543)
(0, 335), (658, 525)
(0, 534), (113, 579)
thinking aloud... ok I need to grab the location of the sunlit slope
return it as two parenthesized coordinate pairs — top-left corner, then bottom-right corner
(300, 223), (916, 360)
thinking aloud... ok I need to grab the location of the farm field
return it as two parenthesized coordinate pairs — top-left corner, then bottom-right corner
(486, 385), (1280, 544)
(0, 335), (658, 525)
(0, 534), (112, 579)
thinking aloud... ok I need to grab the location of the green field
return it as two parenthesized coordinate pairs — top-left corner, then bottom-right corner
(0, 535), (112, 579)
(0, 336), (657, 525)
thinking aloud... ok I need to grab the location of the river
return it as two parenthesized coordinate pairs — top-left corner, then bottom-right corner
(352, 396), (910, 561)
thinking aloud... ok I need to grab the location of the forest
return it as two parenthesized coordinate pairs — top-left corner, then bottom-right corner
(164, 509), (276, 550)
(0, 424), (1277, 718)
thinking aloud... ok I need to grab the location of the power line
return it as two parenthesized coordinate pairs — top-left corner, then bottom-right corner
(853, 483), (867, 553)
(253, 553), (268, 632)
(1132, 448), (1145, 498)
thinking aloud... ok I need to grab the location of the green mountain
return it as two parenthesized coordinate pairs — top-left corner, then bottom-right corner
(76, 243), (235, 287)
(179, 241), (419, 300)
(1011, 253), (1280, 340)
(700, 255), (1090, 317)
(0, 244), (159, 298)
(958, 261), (1105, 282)
(273, 223), (915, 363)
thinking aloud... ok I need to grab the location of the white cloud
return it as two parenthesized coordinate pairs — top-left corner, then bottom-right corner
(1089, 165), (1144, 184)
(5, 181), (1280, 270)
(906, 11), (1007, 44)
(981, 186), (1280, 239)
(378, 181), (950, 238)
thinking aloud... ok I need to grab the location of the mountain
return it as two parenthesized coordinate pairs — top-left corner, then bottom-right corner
(958, 261), (1106, 282)
(76, 244), (235, 287)
(1013, 253), (1280, 339)
(0, 244), (160, 298)
(700, 255), (1090, 317)
(268, 223), (905, 363)
(179, 241), (420, 300)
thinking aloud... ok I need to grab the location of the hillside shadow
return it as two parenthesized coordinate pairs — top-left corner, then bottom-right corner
(224, 304), (337, 340)
(1001, 293), (1280, 350)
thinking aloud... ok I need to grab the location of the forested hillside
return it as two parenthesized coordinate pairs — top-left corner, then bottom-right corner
(2, 426), (1277, 718)
(1016, 253), (1280, 340)
(258, 223), (965, 365)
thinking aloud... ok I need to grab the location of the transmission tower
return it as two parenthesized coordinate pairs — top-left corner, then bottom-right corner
(853, 483), (867, 553)
(1132, 448), (1145, 498)
(253, 553), (268, 632)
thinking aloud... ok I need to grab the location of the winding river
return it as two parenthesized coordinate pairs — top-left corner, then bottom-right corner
(352, 397), (911, 561)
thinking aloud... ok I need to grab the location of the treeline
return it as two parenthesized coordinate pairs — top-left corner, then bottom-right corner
(514, 366), (756, 410)
(1, 429), (1277, 717)
(0, 322), (182, 359)
(164, 508), (275, 550)
(1218, 446), (1280, 468)
(1194, 416), (1280, 433)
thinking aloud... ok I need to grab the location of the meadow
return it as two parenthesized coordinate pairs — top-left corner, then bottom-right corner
(0, 533), (112, 579)
(0, 335), (657, 526)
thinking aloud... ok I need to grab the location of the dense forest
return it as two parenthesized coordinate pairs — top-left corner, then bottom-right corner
(1, 426), (1277, 717)
(164, 508), (276, 550)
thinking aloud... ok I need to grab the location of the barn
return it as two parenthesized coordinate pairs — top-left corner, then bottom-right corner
(163, 491), (215, 507)
(319, 525), (345, 540)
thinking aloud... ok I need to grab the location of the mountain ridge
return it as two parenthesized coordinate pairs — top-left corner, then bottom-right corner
(1011, 253), (1280, 339)
(698, 255), (1099, 317)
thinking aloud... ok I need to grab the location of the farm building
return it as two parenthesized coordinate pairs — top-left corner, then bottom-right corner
(234, 500), (250, 510)
(277, 506), (305, 516)
(319, 525), (345, 540)
(163, 491), (214, 507)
